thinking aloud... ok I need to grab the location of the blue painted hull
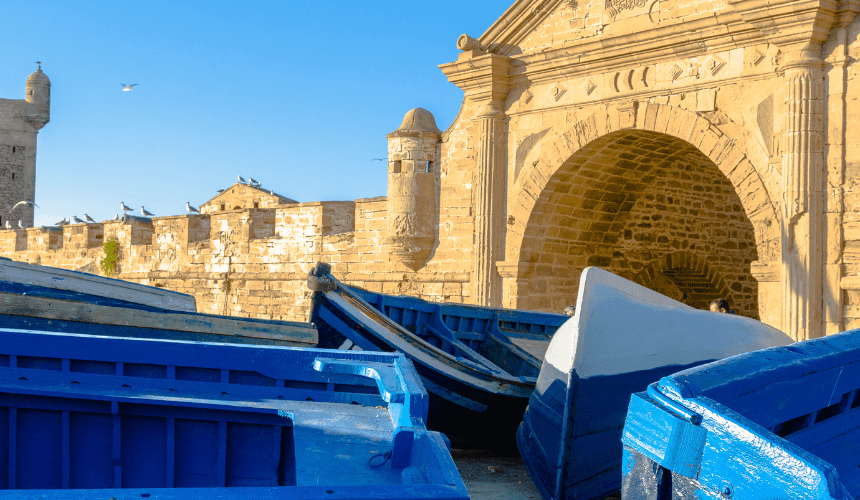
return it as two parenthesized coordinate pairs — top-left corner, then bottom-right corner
(517, 267), (793, 500)
(622, 329), (860, 499)
(0, 328), (470, 499)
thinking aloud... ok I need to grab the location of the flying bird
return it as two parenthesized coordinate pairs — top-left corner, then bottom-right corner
(141, 206), (154, 217)
(120, 201), (133, 212)
(186, 202), (199, 213)
(121, 84), (138, 92)
(17, 221), (24, 229)
(11, 201), (40, 211)
(371, 158), (386, 161)
(84, 214), (96, 223)
(238, 175), (246, 184)
(73, 216), (85, 224)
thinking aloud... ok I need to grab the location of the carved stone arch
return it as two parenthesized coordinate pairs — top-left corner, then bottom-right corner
(506, 101), (779, 265)
(633, 251), (733, 310)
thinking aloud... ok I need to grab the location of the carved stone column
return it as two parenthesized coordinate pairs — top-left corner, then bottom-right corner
(781, 48), (825, 340)
(440, 43), (511, 307)
(473, 98), (507, 306)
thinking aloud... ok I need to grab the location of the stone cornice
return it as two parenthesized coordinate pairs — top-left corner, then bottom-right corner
(478, 0), (567, 55)
(727, 0), (838, 50)
(439, 53), (512, 103)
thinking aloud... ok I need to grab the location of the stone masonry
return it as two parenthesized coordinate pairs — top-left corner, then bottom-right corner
(7, 0), (860, 342)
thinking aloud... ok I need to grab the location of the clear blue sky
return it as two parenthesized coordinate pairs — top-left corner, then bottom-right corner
(1, 1), (512, 226)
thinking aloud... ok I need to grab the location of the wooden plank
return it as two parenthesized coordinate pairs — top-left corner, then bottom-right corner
(0, 293), (317, 346)
(509, 337), (550, 361)
(0, 259), (196, 313)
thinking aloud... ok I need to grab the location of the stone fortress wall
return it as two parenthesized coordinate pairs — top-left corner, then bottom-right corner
(7, 0), (860, 342)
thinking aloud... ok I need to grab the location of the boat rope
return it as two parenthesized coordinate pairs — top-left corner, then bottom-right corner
(368, 450), (392, 468)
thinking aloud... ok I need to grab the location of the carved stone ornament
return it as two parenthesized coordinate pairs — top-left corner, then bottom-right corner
(704, 54), (726, 76)
(522, 89), (534, 104)
(669, 64), (683, 81)
(549, 82), (567, 102)
(747, 49), (765, 67)
(605, 0), (648, 15)
(581, 78), (597, 95)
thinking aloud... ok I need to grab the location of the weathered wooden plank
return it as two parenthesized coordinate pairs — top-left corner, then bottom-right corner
(0, 259), (196, 313)
(0, 293), (317, 346)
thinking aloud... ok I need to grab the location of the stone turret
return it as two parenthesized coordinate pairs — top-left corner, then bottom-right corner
(25, 64), (51, 130)
(385, 108), (441, 271)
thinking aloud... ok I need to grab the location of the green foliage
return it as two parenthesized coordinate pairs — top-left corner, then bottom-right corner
(100, 236), (119, 277)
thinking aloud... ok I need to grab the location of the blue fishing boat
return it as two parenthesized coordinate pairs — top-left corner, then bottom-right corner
(308, 262), (568, 448)
(622, 328), (860, 500)
(516, 266), (793, 500)
(0, 259), (317, 348)
(0, 327), (469, 499)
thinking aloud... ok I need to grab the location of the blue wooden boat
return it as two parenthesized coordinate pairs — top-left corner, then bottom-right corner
(516, 266), (793, 500)
(308, 262), (568, 448)
(0, 258), (196, 313)
(622, 329), (860, 500)
(0, 259), (318, 348)
(0, 327), (469, 499)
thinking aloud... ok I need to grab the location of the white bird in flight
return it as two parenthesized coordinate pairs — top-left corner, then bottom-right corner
(84, 214), (96, 223)
(186, 202), (199, 213)
(121, 84), (138, 92)
(141, 206), (154, 217)
(120, 201), (133, 212)
(11, 200), (39, 211)
(238, 175), (246, 184)
(73, 216), (85, 224)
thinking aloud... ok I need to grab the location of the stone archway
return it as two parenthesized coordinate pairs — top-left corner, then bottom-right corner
(634, 251), (732, 310)
(499, 102), (779, 320)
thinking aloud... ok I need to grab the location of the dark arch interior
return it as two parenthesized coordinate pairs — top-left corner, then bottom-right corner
(514, 129), (759, 318)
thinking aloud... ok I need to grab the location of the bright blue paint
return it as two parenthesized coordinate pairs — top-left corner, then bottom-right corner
(622, 329), (860, 499)
(0, 328), (468, 499)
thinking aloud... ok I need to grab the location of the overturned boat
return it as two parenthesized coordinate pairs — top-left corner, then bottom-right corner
(308, 262), (568, 448)
(0, 327), (469, 499)
(517, 266), (793, 500)
(622, 329), (860, 500)
(0, 258), (317, 348)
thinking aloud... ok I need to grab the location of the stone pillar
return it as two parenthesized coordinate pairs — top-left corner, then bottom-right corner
(781, 48), (825, 341)
(473, 98), (507, 306)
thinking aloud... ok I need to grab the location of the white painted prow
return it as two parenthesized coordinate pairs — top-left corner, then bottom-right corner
(542, 267), (792, 381)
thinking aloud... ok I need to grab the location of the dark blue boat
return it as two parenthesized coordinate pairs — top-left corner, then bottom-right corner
(516, 267), (792, 500)
(0, 327), (469, 499)
(622, 329), (860, 500)
(308, 262), (568, 448)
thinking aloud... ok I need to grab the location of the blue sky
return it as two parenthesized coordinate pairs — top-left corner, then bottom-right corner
(1, 1), (512, 226)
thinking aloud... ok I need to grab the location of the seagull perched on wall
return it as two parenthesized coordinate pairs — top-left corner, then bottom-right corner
(11, 200), (40, 211)
(248, 177), (259, 186)
(141, 206), (154, 217)
(120, 201), (133, 213)
(55, 218), (68, 226)
(186, 202), (199, 213)
(17, 221), (24, 229)
(217, 188), (225, 194)
(84, 214), (96, 223)
(238, 175), (246, 184)
(113, 214), (119, 221)
(4, 221), (10, 229)
(73, 216), (85, 224)
(121, 84), (138, 92)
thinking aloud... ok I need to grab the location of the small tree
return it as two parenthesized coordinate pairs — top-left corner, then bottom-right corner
(100, 236), (120, 277)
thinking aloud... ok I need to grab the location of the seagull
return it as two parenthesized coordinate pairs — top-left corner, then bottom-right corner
(186, 202), (199, 213)
(141, 206), (154, 217)
(4, 221), (10, 229)
(269, 189), (274, 196)
(11, 201), (40, 211)
(121, 84), (138, 92)
(73, 216), (85, 224)
(84, 214), (96, 223)
(120, 201), (133, 212)
(371, 158), (387, 161)
(238, 175), (246, 184)
(55, 218), (68, 226)
(113, 214), (119, 221)
(17, 221), (24, 229)
(217, 188), (225, 194)
(248, 177), (258, 185)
